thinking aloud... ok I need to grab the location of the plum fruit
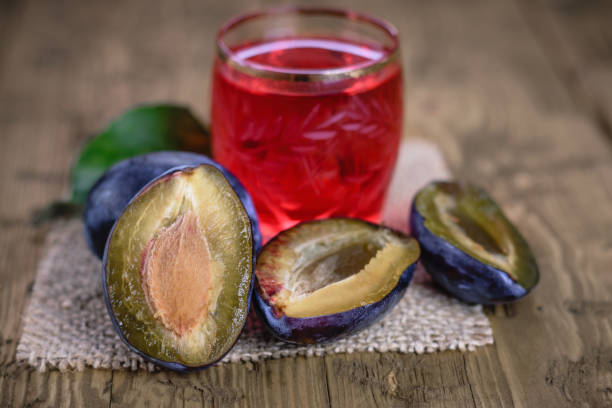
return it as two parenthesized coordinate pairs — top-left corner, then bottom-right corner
(254, 219), (420, 344)
(410, 181), (539, 304)
(102, 164), (257, 370)
(84, 151), (261, 258)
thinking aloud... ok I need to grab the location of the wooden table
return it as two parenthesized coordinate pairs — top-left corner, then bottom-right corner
(1, 0), (611, 406)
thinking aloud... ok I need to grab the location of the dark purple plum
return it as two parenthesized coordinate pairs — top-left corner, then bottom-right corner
(410, 181), (539, 304)
(254, 219), (420, 344)
(84, 151), (261, 258)
(103, 164), (256, 371)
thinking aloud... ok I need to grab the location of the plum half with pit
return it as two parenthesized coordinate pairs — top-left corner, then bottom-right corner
(103, 164), (256, 370)
(410, 181), (539, 304)
(254, 219), (420, 344)
(84, 151), (261, 258)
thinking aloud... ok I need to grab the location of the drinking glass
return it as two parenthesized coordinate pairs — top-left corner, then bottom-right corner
(211, 7), (402, 238)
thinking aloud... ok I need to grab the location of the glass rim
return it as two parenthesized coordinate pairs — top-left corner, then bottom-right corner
(216, 6), (400, 82)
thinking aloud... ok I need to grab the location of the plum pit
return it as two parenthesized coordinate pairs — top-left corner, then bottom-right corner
(141, 211), (212, 338)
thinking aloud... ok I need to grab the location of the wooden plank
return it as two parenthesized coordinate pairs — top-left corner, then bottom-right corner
(2, 0), (612, 406)
(324, 352), (483, 407)
(312, 0), (612, 406)
(0, 0), (331, 407)
(516, 0), (612, 144)
(2, 367), (111, 408)
(397, 1), (612, 407)
(463, 349), (514, 407)
(489, 165), (612, 408)
(108, 357), (329, 407)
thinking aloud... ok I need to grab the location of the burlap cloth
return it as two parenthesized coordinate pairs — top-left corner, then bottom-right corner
(16, 140), (493, 371)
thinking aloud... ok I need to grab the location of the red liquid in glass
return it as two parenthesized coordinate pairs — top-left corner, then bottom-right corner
(212, 38), (403, 238)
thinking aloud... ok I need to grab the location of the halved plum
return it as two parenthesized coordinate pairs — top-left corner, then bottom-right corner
(410, 181), (539, 304)
(84, 151), (261, 259)
(103, 164), (255, 370)
(254, 219), (420, 344)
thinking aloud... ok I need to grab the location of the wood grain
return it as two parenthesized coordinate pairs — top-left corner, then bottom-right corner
(1, 0), (612, 406)
(107, 357), (329, 407)
(517, 0), (612, 146)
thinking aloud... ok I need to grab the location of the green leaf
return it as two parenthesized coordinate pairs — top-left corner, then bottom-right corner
(71, 104), (210, 203)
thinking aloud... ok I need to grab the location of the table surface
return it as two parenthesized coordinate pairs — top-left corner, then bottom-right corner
(1, 0), (611, 406)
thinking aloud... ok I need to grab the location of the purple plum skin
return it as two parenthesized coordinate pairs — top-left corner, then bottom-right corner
(84, 151), (261, 259)
(101, 165), (257, 371)
(254, 261), (417, 344)
(409, 204), (527, 304)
